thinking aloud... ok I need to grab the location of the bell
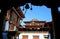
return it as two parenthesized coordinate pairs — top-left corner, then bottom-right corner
(23, 6), (24, 11)
(25, 3), (30, 9)
(30, 8), (32, 10)
(30, 4), (32, 10)
(23, 8), (24, 11)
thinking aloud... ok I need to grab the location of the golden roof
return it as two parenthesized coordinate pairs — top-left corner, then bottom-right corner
(31, 18), (39, 21)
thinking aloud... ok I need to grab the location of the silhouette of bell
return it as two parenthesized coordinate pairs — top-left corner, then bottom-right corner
(23, 8), (24, 11)
(25, 3), (30, 9)
(30, 8), (32, 10)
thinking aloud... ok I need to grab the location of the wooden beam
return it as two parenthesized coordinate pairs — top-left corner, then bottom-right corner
(12, 7), (22, 19)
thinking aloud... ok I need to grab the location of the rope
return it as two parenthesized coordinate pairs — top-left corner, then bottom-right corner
(24, 9), (27, 15)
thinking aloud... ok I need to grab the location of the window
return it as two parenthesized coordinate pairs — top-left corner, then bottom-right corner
(33, 36), (39, 39)
(22, 35), (28, 39)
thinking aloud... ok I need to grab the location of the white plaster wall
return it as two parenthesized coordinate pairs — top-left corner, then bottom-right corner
(18, 32), (51, 39)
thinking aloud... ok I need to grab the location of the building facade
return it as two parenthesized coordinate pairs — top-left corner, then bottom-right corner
(18, 32), (50, 39)
(17, 19), (51, 39)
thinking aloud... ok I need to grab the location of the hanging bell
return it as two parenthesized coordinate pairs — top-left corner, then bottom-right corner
(30, 4), (32, 10)
(23, 8), (24, 11)
(25, 3), (30, 9)
(30, 8), (32, 10)
(22, 6), (24, 11)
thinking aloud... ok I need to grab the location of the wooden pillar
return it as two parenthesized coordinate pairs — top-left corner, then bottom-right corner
(9, 22), (15, 31)
(51, 6), (60, 39)
(16, 17), (21, 29)
(0, 9), (7, 39)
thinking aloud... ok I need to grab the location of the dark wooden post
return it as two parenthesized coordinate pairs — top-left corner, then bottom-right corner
(0, 9), (7, 39)
(51, 6), (60, 39)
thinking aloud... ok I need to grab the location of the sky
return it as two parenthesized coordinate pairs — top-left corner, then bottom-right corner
(20, 3), (52, 25)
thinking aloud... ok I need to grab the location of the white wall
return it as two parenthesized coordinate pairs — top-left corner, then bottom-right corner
(18, 32), (51, 39)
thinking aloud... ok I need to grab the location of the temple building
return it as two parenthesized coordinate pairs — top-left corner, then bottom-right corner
(17, 19), (51, 39)
(3, 6), (25, 31)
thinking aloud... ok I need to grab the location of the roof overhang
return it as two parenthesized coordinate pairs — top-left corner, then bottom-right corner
(1, 0), (60, 10)
(12, 7), (25, 20)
